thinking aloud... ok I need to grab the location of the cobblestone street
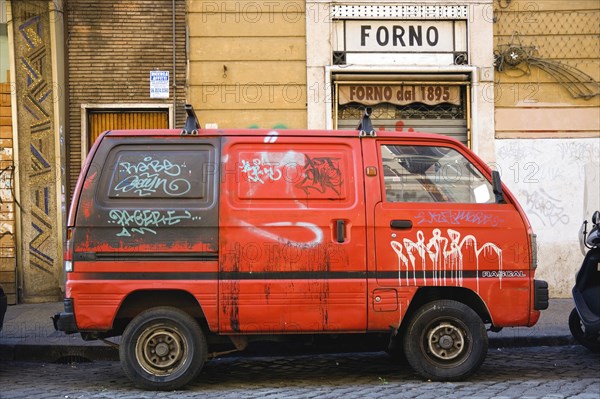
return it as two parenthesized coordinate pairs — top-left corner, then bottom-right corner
(1, 345), (598, 399)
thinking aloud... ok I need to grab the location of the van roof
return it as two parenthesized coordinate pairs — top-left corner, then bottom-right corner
(102, 128), (462, 143)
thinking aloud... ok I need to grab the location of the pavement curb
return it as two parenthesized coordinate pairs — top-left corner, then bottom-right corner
(0, 335), (577, 363)
(0, 343), (119, 362)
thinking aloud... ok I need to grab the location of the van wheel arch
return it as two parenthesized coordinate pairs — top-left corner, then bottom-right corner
(390, 287), (491, 354)
(403, 287), (491, 327)
(113, 290), (209, 336)
(402, 299), (488, 381)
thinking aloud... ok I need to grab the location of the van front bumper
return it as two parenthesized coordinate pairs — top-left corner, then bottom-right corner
(52, 299), (78, 334)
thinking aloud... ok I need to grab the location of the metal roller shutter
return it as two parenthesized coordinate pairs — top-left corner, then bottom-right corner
(334, 74), (471, 146)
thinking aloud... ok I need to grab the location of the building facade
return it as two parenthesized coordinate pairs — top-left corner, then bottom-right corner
(0, 0), (598, 302)
(492, 0), (599, 295)
(189, 0), (307, 129)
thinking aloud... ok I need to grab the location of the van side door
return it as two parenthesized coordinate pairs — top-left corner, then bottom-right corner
(218, 135), (368, 333)
(362, 138), (533, 330)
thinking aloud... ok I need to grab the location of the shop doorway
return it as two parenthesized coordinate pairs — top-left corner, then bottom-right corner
(334, 74), (471, 146)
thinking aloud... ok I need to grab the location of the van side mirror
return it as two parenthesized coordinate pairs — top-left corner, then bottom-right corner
(592, 211), (599, 225)
(491, 170), (506, 204)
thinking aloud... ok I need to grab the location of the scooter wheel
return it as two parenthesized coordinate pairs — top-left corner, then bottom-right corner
(568, 308), (600, 353)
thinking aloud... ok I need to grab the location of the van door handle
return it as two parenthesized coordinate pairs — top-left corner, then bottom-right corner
(390, 220), (413, 229)
(336, 220), (345, 243)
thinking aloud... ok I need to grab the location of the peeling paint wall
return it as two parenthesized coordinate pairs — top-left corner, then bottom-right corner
(496, 139), (599, 298)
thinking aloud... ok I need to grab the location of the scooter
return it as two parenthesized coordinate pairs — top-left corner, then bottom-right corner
(569, 210), (600, 352)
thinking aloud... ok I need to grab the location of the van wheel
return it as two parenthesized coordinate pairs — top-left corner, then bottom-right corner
(569, 308), (600, 353)
(403, 300), (487, 381)
(120, 307), (207, 390)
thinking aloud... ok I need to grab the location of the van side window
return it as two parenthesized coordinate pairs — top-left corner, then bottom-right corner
(380, 145), (495, 204)
(107, 150), (207, 199)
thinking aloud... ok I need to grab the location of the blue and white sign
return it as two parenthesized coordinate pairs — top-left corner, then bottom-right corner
(150, 71), (169, 99)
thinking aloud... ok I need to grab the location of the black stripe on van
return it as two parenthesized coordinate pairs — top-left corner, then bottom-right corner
(76, 270), (481, 280)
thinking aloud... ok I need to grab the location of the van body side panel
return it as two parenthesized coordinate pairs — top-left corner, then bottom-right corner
(69, 136), (221, 331)
(74, 136), (220, 254)
(67, 262), (219, 331)
(219, 136), (368, 333)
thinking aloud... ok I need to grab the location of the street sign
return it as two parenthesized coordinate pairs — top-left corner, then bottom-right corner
(150, 70), (169, 99)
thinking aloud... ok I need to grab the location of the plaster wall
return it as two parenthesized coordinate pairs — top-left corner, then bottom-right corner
(495, 138), (600, 298)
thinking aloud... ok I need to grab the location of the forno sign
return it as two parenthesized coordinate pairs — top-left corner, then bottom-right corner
(346, 20), (455, 52)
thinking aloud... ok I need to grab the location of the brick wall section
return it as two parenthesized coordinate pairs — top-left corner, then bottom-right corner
(66, 0), (186, 198)
(0, 82), (16, 304)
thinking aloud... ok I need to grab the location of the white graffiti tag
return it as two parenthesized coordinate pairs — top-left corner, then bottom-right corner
(108, 209), (198, 237)
(114, 157), (191, 197)
(240, 159), (282, 184)
(391, 229), (503, 292)
(235, 219), (323, 249)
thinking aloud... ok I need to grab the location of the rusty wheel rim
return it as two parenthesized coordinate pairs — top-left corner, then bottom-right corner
(135, 324), (188, 376)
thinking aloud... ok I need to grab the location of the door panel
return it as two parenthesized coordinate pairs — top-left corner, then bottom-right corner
(363, 139), (531, 329)
(218, 136), (367, 333)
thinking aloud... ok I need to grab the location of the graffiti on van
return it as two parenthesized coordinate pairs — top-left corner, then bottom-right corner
(235, 219), (324, 249)
(390, 228), (503, 292)
(239, 159), (283, 184)
(108, 209), (199, 237)
(414, 210), (504, 227)
(237, 152), (345, 200)
(296, 155), (343, 196)
(113, 156), (193, 197)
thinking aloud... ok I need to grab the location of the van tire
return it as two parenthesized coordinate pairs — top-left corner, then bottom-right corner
(120, 307), (207, 390)
(403, 300), (487, 381)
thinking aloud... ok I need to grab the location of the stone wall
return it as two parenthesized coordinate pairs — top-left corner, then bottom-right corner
(12, 0), (61, 301)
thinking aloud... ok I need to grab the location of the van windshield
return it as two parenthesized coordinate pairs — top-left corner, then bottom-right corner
(381, 145), (495, 204)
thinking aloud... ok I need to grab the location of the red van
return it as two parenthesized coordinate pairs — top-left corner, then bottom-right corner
(54, 108), (548, 390)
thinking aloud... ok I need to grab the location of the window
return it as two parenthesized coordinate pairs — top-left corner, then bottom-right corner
(106, 149), (208, 200)
(96, 143), (217, 210)
(381, 145), (494, 204)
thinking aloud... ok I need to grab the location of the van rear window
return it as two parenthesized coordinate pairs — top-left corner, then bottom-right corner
(104, 148), (210, 200)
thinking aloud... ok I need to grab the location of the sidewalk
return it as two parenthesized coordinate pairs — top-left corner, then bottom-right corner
(0, 299), (575, 362)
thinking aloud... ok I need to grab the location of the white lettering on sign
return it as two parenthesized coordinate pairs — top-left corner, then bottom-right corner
(338, 85), (461, 106)
(344, 20), (456, 52)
